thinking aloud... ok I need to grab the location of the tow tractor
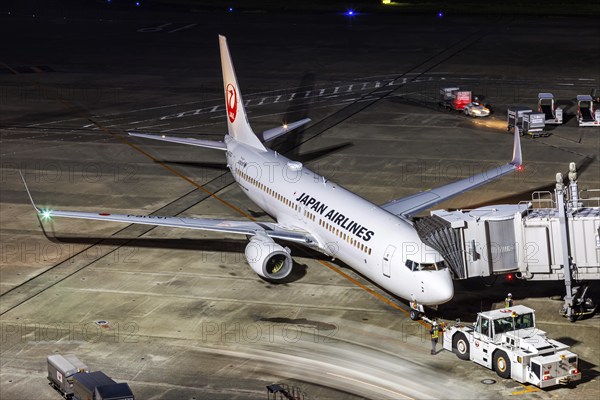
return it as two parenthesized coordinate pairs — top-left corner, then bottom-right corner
(538, 93), (563, 124)
(463, 100), (490, 118)
(576, 95), (600, 127)
(442, 305), (581, 388)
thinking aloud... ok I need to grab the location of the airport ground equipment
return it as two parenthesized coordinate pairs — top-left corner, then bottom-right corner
(507, 106), (548, 137)
(442, 305), (581, 388)
(267, 383), (308, 400)
(507, 106), (530, 131)
(415, 163), (599, 321)
(47, 354), (89, 399)
(576, 95), (600, 127)
(463, 101), (490, 118)
(72, 371), (134, 400)
(538, 93), (563, 124)
(439, 87), (472, 111)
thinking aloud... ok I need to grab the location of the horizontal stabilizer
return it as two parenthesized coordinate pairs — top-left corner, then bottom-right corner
(128, 132), (226, 150)
(260, 118), (311, 142)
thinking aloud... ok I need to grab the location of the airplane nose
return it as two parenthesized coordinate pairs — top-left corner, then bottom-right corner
(432, 278), (454, 304)
(422, 270), (454, 305)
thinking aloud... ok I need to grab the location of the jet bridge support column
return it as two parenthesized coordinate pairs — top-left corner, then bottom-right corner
(557, 163), (596, 322)
(556, 163), (596, 322)
(556, 172), (575, 321)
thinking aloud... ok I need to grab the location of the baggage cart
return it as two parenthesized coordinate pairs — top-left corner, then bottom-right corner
(47, 354), (89, 399)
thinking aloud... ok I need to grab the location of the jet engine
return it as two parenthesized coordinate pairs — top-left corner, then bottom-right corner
(244, 234), (292, 281)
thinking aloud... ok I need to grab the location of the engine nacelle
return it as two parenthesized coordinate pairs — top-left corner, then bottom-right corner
(244, 234), (292, 281)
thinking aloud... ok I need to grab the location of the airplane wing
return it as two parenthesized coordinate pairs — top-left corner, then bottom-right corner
(381, 128), (523, 219)
(20, 173), (315, 245)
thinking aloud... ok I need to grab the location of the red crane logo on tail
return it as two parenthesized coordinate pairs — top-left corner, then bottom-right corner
(226, 83), (237, 123)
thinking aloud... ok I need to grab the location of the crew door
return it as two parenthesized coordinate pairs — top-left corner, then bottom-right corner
(472, 316), (493, 369)
(382, 245), (396, 278)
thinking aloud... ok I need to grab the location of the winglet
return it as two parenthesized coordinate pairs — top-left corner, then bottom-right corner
(511, 127), (523, 167)
(19, 171), (41, 213)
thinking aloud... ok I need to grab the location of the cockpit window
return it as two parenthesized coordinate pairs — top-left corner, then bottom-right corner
(404, 260), (447, 272)
(417, 263), (438, 271)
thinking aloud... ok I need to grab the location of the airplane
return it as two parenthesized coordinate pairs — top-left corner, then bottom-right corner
(21, 35), (522, 317)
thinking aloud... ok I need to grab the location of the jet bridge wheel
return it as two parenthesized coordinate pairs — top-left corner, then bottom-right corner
(493, 350), (511, 379)
(453, 333), (470, 360)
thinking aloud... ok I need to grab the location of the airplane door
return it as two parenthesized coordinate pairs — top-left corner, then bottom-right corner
(382, 245), (396, 278)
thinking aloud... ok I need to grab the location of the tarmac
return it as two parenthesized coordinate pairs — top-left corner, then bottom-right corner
(1, 2), (599, 399)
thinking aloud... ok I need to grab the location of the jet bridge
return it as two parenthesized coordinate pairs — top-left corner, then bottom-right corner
(415, 163), (599, 320)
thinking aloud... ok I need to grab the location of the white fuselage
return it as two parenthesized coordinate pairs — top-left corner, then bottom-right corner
(225, 136), (454, 305)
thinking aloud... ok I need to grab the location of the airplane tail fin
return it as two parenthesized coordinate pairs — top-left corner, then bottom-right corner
(219, 35), (266, 151)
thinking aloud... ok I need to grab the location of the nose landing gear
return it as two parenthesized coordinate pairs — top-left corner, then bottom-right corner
(410, 299), (425, 321)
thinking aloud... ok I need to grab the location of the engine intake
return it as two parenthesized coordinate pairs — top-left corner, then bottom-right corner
(245, 234), (292, 281)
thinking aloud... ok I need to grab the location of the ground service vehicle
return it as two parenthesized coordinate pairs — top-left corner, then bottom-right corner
(72, 371), (134, 400)
(47, 354), (89, 399)
(463, 101), (490, 117)
(538, 93), (563, 124)
(507, 106), (548, 137)
(577, 95), (600, 127)
(439, 87), (472, 111)
(442, 305), (581, 388)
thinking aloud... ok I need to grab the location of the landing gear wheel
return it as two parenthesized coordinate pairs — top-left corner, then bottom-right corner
(410, 309), (420, 321)
(569, 312), (578, 323)
(494, 350), (511, 379)
(453, 333), (470, 360)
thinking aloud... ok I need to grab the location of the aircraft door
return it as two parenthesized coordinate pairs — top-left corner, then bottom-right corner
(382, 245), (396, 278)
